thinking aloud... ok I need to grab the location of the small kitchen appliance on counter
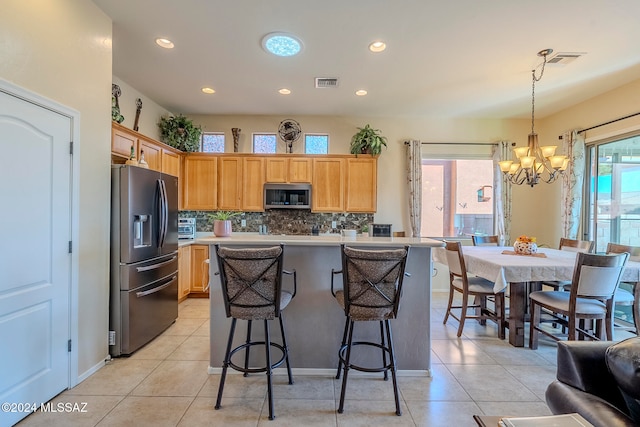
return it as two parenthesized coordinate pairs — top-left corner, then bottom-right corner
(178, 218), (196, 239)
(372, 224), (392, 237)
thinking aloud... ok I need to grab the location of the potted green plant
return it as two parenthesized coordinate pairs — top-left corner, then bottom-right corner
(350, 124), (388, 155)
(208, 211), (241, 237)
(158, 114), (202, 152)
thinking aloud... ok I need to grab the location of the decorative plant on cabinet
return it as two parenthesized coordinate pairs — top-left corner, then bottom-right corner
(350, 124), (387, 155)
(158, 114), (202, 152)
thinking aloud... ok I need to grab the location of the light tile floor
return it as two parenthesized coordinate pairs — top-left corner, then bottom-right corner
(17, 293), (634, 427)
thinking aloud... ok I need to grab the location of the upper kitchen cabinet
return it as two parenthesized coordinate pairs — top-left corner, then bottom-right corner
(138, 135), (162, 171)
(111, 123), (137, 160)
(161, 149), (181, 177)
(312, 158), (345, 212)
(217, 156), (243, 210)
(111, 123), (182, 175)
(345, 157), (377, 212)
(183, 154), (217, 210)
(265, 156), (312, 183)
(242, 157), (265, 211)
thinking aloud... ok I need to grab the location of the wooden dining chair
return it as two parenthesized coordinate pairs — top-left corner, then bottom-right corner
(471, 235), (499, 246)
(541, 238), (595, 291)
(606, 243), (640, 336)
(529, 251), (629, 349)
(442, 241), (506, 339)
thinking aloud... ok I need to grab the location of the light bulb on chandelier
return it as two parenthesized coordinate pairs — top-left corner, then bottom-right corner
(499, 49), (569, 187)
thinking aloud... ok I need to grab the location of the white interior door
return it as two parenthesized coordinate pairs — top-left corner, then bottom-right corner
(0, 89), (72, 427)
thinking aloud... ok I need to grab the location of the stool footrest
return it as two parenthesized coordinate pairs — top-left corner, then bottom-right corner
(228, 341), (287, 374)
(338, 341), (393, 373)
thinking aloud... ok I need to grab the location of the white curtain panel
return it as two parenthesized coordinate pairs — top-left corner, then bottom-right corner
(493, 141), (512, 245)
(406, 140), (422, 237)
(561, 130), (586, 239)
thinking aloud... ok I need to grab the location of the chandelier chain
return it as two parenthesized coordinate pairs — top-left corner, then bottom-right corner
(531, 51), (549, 135)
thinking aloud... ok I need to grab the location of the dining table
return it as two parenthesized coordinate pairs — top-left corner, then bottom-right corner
(432, 245), (640, 347)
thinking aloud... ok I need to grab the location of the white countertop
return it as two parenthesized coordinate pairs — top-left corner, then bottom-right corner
(194, 233), (444, 247)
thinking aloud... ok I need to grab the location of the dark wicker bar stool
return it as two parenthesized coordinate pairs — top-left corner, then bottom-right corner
(213, 244), (296, 420)
(331, 244), (410, 416)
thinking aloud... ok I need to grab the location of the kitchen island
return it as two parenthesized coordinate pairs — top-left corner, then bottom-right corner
(196, 234), (444, 374)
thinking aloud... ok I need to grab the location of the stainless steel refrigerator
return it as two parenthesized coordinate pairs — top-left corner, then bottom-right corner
(109, 165), (179, 356)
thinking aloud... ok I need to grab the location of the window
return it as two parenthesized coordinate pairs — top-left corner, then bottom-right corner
(304, 134), (329, 154)
(584, 132), (640, 327)
(253, 133), (277, 153)
(201, 132), (225, 153)
(421, 159), (494, 237)
(585, 133), (640, 253)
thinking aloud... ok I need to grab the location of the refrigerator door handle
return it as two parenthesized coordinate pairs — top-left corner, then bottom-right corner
(157, 179), (168, 248)
(136, 256), (178, 272)
(136, 275), (177, 298)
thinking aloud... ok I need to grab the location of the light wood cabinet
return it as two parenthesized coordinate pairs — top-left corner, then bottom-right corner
(162, 149), (181, 177)
(178, 245), (191, 302)
(183, 154), (218, 210)
(242, 157), (265, 211)
(112, 126), (137, 159)
(289, 158), (312, 182)
(345, 157), (377, 212)
(265, 158), (288, 182)
(218, 156), (243, 210)
(312, 158), (345, 212)
(265, 157), (312, 183)
(138, 136), (162, 172)
(190, 245), (210, 293)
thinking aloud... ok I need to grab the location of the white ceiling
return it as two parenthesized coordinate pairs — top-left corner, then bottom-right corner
(94, 0), (640, 119)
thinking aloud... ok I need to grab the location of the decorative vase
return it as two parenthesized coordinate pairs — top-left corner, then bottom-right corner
(213, 220), (232, 237)
(514, 240), (537, 255)
(231, 128), (241, 152)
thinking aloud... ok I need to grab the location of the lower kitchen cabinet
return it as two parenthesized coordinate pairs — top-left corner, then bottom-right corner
(177, 244), (210, 301)
(190, 244), (210, 294)
(177, 246), (191, 302)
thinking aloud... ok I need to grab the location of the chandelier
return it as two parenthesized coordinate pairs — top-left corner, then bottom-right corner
(499, 49), (569, 187)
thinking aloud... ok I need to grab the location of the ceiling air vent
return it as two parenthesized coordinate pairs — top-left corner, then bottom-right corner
(315, 77), (339, 88)
(547, 52), (586, 65)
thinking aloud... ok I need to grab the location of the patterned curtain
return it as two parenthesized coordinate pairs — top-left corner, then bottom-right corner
(406, 140), (422, 237)
(493, 141), (512, 245)
(561, 130), (586, 239)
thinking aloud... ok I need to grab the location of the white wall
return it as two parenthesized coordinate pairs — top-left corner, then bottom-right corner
(112, 76), (172, 141)
(0, 0), (112, 378)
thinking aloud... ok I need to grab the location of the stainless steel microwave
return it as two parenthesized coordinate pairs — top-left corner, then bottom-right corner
(264, 183), (311, 209)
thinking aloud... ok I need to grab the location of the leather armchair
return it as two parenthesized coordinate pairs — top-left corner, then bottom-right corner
(545, 337), (640, 427)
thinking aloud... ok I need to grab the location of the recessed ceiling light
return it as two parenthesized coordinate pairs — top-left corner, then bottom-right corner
(262, 32), (303, 57)
(368, 41), (386, 53)
(155, 38), (174, 49)
(355, 89), (368, 96)
(279, 88), (291, 95)
(201, 87), (215, 94)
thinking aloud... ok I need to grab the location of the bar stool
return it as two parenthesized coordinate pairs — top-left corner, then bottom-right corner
(331, 244), (410, 416)
(213, 244), (296, 420)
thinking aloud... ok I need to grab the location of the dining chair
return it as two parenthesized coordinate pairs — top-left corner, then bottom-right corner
(606, 243), (640, 335)
(213, 244), (297, 420)
(442, 241), (506, 339)
(471, 235), (499, 246)
(330, 245), (410, 416)
(541, 238), (595, 291)
(529, 251), (629, 349)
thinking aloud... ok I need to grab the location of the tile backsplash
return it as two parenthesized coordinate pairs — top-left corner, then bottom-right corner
(179, 210), (374, 235)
